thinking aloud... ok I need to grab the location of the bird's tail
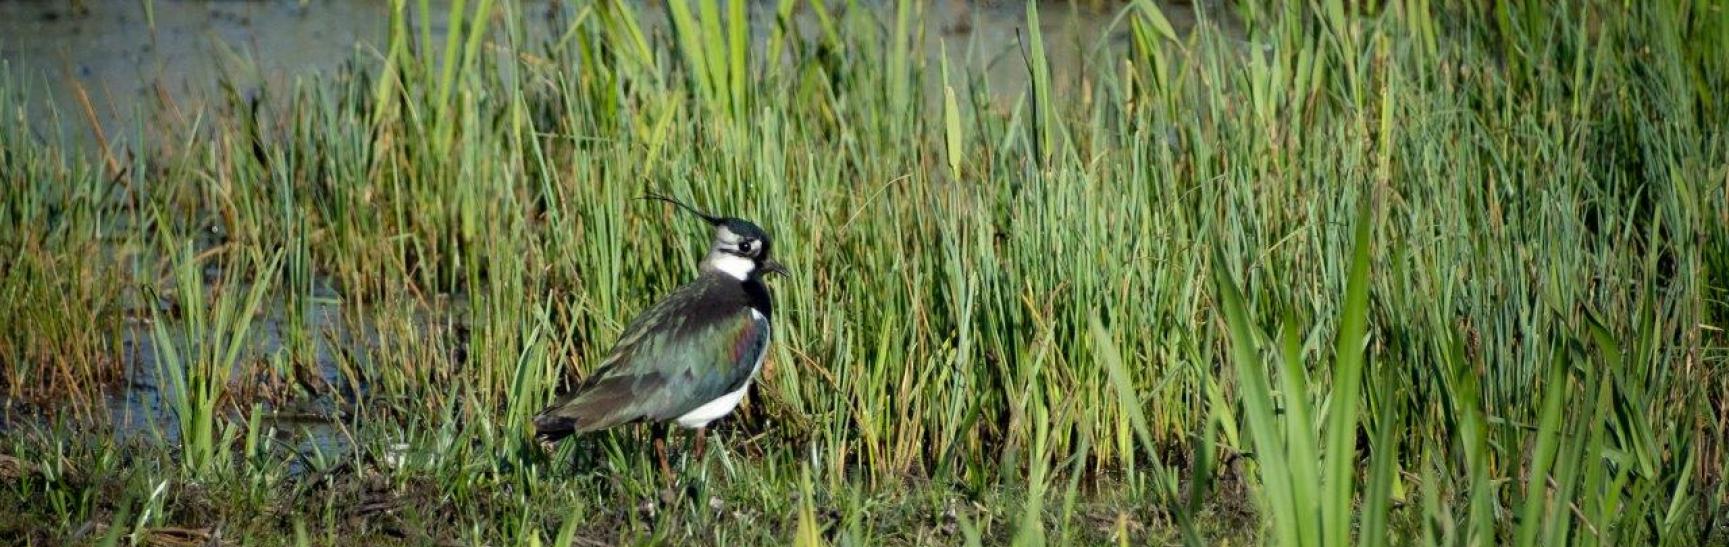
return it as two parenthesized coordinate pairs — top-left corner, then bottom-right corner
(532, 414), (577, 444)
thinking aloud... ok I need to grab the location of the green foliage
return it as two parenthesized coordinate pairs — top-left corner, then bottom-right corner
(0, 0), (1724, 543)
(148, 236), (282, 475)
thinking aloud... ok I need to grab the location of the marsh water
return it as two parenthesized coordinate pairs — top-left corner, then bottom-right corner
(1, 0), (1202, 465)
(2, 0), (1206, 146)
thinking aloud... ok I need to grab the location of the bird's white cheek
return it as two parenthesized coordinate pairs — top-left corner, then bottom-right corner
(707, 254), (755, 280)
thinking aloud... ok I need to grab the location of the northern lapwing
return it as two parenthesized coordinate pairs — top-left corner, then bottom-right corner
(533, 194), (786, 480)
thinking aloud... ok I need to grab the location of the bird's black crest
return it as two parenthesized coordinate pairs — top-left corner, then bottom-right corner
(722, 219), (768, 241)
(641, 193), (722, 225)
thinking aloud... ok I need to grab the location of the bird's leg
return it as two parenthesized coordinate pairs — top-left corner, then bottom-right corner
(693, 427), (707, 462)
(653, 424), (674, 484)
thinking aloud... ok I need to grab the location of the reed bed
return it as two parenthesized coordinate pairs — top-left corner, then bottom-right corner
(1, 0), (1725, 544)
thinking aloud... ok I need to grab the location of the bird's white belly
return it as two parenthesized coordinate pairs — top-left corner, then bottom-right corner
(675, 381), (752, 428)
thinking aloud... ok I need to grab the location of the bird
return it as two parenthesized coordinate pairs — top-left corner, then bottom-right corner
(533, 194), (787, 481)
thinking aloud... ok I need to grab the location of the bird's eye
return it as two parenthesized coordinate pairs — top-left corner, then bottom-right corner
(738, 240), (755, 254)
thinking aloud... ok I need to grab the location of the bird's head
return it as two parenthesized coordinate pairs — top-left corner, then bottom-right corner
(644, 194), (788, 281)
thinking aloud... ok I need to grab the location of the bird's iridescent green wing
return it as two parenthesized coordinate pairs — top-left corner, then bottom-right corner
(533, 276), (768, 436)
(641, 307), (769, 421)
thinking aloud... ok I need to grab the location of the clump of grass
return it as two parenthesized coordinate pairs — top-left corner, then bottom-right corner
(0, 0), (1724, 543)
(1210, 195), (1379, 546)
(147, 233), (281, 474)
(0, 68), (130, 416)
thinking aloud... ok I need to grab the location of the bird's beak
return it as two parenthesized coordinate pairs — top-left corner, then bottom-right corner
(762, 259), (790, 277)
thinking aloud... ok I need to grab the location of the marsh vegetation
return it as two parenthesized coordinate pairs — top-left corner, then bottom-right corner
(1, 0), (1725, 544)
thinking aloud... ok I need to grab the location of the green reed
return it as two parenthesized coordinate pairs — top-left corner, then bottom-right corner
(147, 232), (281, 474)
(0, 0), (1723, 543)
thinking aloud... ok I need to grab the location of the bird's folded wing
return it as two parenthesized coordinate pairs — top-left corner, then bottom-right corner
(535, 284), (769, 433)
